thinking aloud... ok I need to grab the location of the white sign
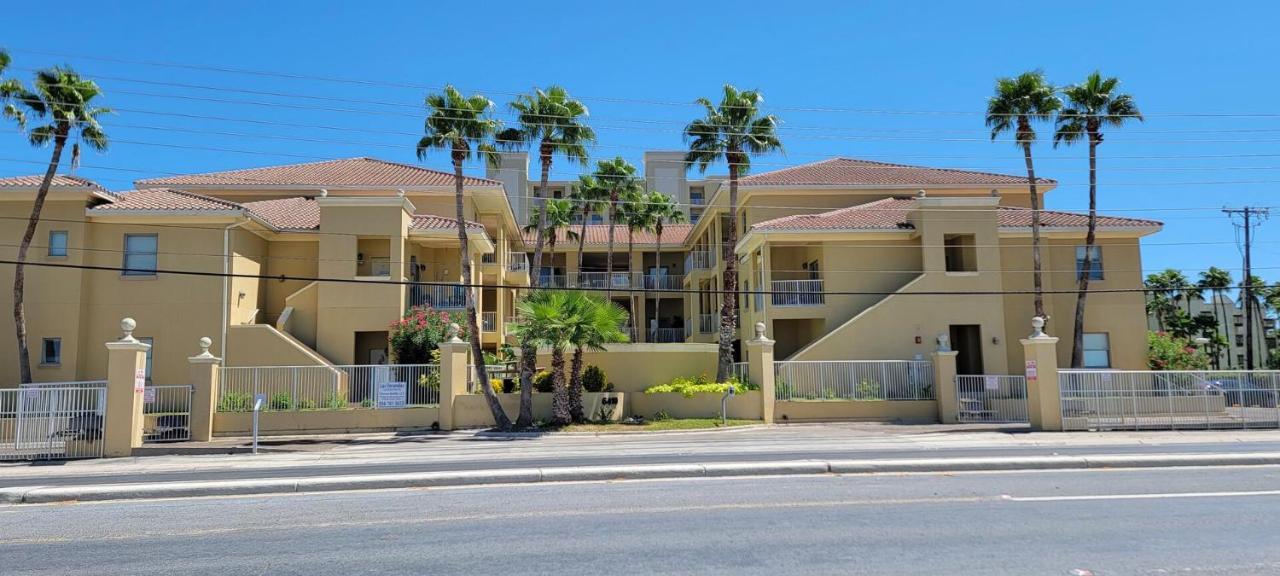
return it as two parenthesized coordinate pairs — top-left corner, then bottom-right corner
(134, 368), (147, 392)
(24, 388), (38, 400)
(376, 381), (407, 409)
(984, 376), (1000, 391)
(144, 388), (156, 403)
(1025, 360), (1038, 381)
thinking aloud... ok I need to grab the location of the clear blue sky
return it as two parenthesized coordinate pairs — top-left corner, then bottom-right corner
(2, 0), (1277, 287)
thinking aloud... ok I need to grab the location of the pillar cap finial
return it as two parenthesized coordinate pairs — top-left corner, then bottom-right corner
(446, 322), (464, 343)
(195, 337), (214, 358)
(936, 332), (951, 352)
(1030, 315), (1048, 339)
(119, 317), (138, 343)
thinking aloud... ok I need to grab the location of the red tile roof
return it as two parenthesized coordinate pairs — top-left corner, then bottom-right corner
(522, 223), (693, 247)
(410, 213), (485, 232)
(738, 158), (1052, 187)
(90, 188), (242, 212)
(751, 198), (1161, 232)
(136, 157), (500, 188)
(0, 174), (108, 191)
(241, 197), (320, 230)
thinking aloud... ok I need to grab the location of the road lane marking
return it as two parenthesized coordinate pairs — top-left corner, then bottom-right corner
(1003, 489), (1280, 502)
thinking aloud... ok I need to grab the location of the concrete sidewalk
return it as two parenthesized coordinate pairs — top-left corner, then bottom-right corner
(6, 424), (1280, 503)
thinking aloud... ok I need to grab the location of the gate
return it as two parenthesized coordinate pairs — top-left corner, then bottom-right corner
(143, 385), (193, 442)
(2, 384), (107, 460)
(1060, 370), (1280, 431)
(955, 375), (1028, 423)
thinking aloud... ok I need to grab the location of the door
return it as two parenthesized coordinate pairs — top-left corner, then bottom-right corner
(949, 324), (985, 375)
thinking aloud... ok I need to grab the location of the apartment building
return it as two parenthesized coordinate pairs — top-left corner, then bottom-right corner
(1, 154), (1162, 387)
(1146, 293), (1275, 369)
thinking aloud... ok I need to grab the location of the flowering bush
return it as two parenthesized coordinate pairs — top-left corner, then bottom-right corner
(1147, 331), (1209, 371)
(644, 374), (756, 398)
(388, 306), (469, 364)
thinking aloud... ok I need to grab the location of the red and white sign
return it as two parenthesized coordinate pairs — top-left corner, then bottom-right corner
(1025, 360), (1038, 382)
(134, 368), (147, 392)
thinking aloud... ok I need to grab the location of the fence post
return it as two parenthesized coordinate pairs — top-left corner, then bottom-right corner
(187, 337), (221, 442)
(1021, 317), (1063, 431)
(437, 323), (469, 431)
(932, 347), (960, 424)
(103, 318), (151, 457)
(745, 322), (776, 424)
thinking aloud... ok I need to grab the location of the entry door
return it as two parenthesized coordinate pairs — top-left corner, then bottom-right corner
(949, 325), (985, 375)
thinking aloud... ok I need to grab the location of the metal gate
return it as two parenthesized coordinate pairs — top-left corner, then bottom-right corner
(955, 375), (1028, 423)
(143, 385), (193, 442)
(1060, 370), (1280, 431)
(2, 384), (107, 460)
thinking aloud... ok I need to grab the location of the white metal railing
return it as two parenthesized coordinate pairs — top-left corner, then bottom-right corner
(684, 250), (712, 273)
(219, 365), (442, 411)
(337, 364), (441, 407)
(698, 314), (715, 334)
(1, 385), (107, 460)
(642, 273), (683, 290)
(732, 362), (750, 384)
(467, 364), (516, 391)
(536, 274), (569, 289)
(507, 252), (529, 272)
(18, 380), (109, 389)
(649, 327), (685, 343)
(774, 360), (934, 401)
(771, 279), (825, 307)
(1059, 369), (1280, 431)
(407, 284), (469, 310)
(573, 271), (635, 289)
(482, 312), (497, 332)
(480, 252), (497, 264)
(955, 375), (1028, 423)
(143, 385), (193, 442)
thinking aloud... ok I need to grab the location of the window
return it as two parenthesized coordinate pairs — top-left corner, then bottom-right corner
(1075, 246), (1103, 280)
(690, 187), (705, 205)
(48, 230), (68, 257)
(944, 234), (977, 272)
(41, 338), (61, 365)
(139, 337), (154, 382)
(123, 234), (158, 276)
(1083, 333), (1111, 368)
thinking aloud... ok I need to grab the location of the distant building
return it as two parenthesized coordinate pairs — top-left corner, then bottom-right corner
(1146, 293), (1274, 368)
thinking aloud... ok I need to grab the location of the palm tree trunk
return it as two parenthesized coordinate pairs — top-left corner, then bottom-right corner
(628, 230), (637, 342)
(576, 205), (589, 286)
(1070, 136), (1099, 367)
(569, 346), (585, 423)
(550, 348), (569, 425)
(453, 153), (510, 430)
(516, 145), (554, 429)
(1021, 138), (1046, 322)
(716, 162), (740, 382)
(13, 130), (68, 384)
(606, 193), (618, 299)
(652, 226), (662, 340)
(1211, 292), (1223, 369)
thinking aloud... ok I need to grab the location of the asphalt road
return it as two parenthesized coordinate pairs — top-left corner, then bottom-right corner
(5, 466), (1280, 575)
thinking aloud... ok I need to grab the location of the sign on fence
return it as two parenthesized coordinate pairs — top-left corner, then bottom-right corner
(984, 376), (999, 390)
(144, 388), (156, 403)
(134, 369), (147, 392)
(1025, 360), (1038, 382)
(376, 381), (407, 409)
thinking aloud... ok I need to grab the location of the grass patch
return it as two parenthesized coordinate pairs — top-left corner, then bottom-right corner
(550, 418), (760, 433)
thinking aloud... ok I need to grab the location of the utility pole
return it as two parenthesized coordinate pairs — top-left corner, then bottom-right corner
(1224, 206), (1270, 369)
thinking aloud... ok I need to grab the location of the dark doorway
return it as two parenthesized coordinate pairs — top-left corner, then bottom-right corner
(949, 324), (984, 375)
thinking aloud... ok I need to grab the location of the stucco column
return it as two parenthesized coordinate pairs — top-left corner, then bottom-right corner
(188, 337), (221, 442)
(1021, 317), (1063, 431)
(103, 318), (150, 457)
(744, 322), (776, 424)
(437, 323), (469, 431)
(931, 349), (960, 424)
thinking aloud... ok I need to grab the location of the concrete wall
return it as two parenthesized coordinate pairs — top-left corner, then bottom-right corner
(776, 400), (939, 423)
(214, 406), (441, 435)
(226, 324), (332, 367)
(451, 392), (626, 428)
(534, 344), (718, 393)
(630, 391), (763, 420)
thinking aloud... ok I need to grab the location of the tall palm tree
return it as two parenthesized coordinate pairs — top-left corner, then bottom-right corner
(1054, 72), (1143, 368)
(416, 85), (510, 430)
(569, 176), (607, 285)
(2, 66), (110, 384)
(497, 86), (595, 429)
(1198, 266), (1233, 367)
(618, 189), (655, 340)
(1244, 275), (1269, 369)
(593, 157), (643, 298)
(684, 85), (782, 380)
(563, 292), (629, 423)
(645, 191), (686, 339)
(986, 71), (1061, 323)
(523, 198), (579, 256)
(512, 290), (573, 426)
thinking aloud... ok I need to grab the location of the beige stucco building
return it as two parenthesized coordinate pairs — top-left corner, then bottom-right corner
(0, 155), (1160, 387)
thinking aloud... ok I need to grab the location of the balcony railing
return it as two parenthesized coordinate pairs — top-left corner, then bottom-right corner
(407, 284), (469, 310)
(573, 271), (636, 289)
(480, 252), (497, 264)
(642, 273), (683, 291)
(650, 327), (685, 343)
(698, 313), (715, 334)
(507, 252), (529, 272)
(481, 311), (496, 332)
(771, 279), (825, 307)
(684, 250), (713, 274)
(536, 274), (570, 289)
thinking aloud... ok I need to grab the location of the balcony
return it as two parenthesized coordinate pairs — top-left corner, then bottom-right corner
(481, 311), (496, 332)
(507, 252), (529, 272)
(650, 327), (685, 343)
(573, 271), (636, 289)
(684, 250), (713, 274)
(407, 284), (469, 310)
(698, 313), (715, 334)
(771, 279), (825, 307)
(480, 252), (497, 265)
(641, 273), (683, 291)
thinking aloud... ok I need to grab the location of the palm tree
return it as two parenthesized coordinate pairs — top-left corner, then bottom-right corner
(618, 189), (654, 340)
(563, 292), (629, 422)
(644, 191), (686, 339)
(512, 290), (573, 426)
(593, 157), (643, 298)
(416, 85), (510, 430)
(497, 86), (595, 429)
(986, 71), (1061, 323)
(2, 66), (110, 384)
(569, 176), (607, 285)
(523, 198), (579, 256)
(1054, 72), (1143, 368)
(1244, 275), (1268, 369)
(684, 85), (782, 380)
(1198, 267), (1233, 368)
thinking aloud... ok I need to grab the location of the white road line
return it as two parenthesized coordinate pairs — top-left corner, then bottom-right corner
(1003, 489), (1280, 502)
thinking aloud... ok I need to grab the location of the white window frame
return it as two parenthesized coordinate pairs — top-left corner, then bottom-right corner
(1083, 332), (1111, 368)
(40, 337), (61, 366)
(123, 234), (159, 276)
(48, 230), (68, 258)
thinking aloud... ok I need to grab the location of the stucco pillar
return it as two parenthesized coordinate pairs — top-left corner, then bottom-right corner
(437, 323), (469, 431)
(1021, 317), (1063, 431)
(931, 350), (960, 424)
(188, 337), (221, 442)
(745, 322), (776, 424)
(103, 318), (150, 457)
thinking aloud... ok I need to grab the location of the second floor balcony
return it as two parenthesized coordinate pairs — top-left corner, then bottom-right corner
(507, 252), (529, 273)
(698, 313), (716, 334)
(684, 250), (714, 274)
(407, 284), (469, 310)
(771, 279), (825, 307)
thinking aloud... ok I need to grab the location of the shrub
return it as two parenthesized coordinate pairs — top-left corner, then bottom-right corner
(644, 374), (754, 398)
(582, 365), (611, 392)
(388, 306), (469, 364)
(1147, 331), (1210, 370)
(489, 378), (505, 394)
(533, 370), (555, 393)
(323, 392), (348, 410)
(218, 392), (252, 412)
(418, 371), (440, 391)
(360, 398), (374, 408)
(297, 399), (317, 410)
(269, 393), (292, 411)
(652, 409), (671, 422)
(856, 379), (883, 400)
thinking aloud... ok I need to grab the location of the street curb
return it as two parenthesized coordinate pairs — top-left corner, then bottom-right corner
(5, 452), (1280, 504)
